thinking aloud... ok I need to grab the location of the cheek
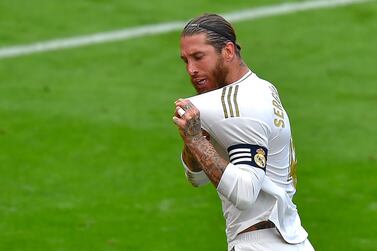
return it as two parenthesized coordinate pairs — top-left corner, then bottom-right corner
(197, 60), (211, 72)
(200, 55), (218, 71)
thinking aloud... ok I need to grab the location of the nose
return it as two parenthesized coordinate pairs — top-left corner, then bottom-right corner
(187, 61), (198, 76)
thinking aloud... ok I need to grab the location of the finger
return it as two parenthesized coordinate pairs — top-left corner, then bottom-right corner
(175, 99), (190, 108)
(175, 98), (185, 105)
(174, 106), (186, 117)
(172, 115), (185, 127)
(172, 116), (179, 124)
(182, 102), (194, 114)
(175, 100), (198, 120)
(177, 107), (186, 117)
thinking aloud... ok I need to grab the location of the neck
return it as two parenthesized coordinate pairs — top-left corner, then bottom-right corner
(225, 60), (250, 85)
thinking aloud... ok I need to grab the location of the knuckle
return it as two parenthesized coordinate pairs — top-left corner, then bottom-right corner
(185, 114), (193, 120)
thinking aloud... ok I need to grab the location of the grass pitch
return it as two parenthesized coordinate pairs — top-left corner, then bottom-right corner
(1, 1), (376, 250)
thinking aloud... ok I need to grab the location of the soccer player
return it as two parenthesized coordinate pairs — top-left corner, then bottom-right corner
(173, 14), (315, 251)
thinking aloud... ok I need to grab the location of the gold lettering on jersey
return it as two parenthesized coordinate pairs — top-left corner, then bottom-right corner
(270, 85), (281, 101)
(270, 86), (285, 128)
(274, 118), (285, 128)
(272, 100), (282, 110)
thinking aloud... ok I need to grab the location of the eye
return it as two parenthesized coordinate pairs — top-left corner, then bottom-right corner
(180, 57), (188, 64)
(193, 53), (204, 61)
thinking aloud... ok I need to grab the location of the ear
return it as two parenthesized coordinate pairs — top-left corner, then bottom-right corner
(222, 42), (236, 62)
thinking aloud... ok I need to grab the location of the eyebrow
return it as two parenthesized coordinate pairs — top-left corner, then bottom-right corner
(181, 51), (204, 59)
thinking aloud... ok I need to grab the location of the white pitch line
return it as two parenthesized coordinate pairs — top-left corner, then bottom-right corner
(0, 0), (372, 59)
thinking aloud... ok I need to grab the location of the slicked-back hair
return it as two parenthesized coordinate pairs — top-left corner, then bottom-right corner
(181, 13), (241, 57)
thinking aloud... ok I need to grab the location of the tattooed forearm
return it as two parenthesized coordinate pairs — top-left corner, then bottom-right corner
(174, 99), (228, 186)
(186, 136), (228, 187)
(182, 145), (203, 172)
(184, 118), (202, 138)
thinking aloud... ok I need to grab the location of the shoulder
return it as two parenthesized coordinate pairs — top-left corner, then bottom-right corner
(188, 89), (225, 130)
(239, 72), (277, 99)
(235, 73), (279, 118)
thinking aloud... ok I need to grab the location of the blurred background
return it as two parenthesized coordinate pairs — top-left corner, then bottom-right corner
(0, 0), (376, 250)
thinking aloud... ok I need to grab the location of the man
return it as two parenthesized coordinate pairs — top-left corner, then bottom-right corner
(172, 14), (314, 251)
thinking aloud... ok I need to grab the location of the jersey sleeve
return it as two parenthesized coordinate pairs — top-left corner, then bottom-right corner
(211, 118), (271, 210)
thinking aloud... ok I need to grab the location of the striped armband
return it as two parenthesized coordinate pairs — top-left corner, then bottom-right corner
(227, 144), (268, 171)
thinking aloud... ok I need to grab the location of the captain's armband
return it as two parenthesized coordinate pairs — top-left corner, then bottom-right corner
(227, 144), (268, 171)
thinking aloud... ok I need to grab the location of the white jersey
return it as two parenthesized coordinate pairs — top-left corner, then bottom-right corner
(181, 71), (308, 250)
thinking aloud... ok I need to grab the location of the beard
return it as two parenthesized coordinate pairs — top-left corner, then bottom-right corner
(192, 55), (229, 94)
(213, 55), (229, 89)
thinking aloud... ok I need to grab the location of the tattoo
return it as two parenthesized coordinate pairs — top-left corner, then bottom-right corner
(184, 117), (201, 139)
(182, 145), (202, 172)
(183, 104), (191, 110)
(187, 137), (227, 186)
(177, 100), (227, 186)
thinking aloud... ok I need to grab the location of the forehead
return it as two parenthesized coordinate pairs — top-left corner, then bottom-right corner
(180, 33), (211, 54)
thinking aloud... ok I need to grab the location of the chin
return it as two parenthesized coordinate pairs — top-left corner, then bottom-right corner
(193, 81), (218, 94)
(197, 87), (212, 94)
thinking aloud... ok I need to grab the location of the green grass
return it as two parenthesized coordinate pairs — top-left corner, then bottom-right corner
(1, 1), (377, 251)
(0, 0), (295, 46)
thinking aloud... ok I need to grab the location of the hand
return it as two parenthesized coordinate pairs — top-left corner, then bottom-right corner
(173, 99), (227, 187)
(173, 99), (204, 144)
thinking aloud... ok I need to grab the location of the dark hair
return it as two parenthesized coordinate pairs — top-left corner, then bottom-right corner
(182, 13), (241, 57)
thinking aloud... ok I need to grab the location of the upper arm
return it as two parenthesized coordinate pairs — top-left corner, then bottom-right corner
(211, 118), (271, 209)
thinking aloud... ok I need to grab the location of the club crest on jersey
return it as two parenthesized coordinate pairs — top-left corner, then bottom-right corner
(254, 148), (266, 168)
(227, 144), (268, 171)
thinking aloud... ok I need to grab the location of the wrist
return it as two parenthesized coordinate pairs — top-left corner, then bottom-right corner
(182, 146), (202, 172)
(185, 134), (207, 147)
